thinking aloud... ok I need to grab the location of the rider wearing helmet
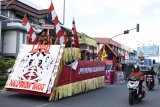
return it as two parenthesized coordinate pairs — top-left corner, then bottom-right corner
(130, 64), (144, 95)
(146, 66), (155, 85)
(146, 66), (155, 75)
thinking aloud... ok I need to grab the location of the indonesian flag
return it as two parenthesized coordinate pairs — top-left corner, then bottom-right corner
(22, 15), (38, 44)
(72, 18), (80, 48)
(48, 2), (64, 44)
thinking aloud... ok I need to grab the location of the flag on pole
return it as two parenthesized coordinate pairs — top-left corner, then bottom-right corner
(48, 1), (64, 44)
(100, 47), (107, 61)
(22, 15), (37, 44)
(72, 18), (80, 48)
(123, 51), (126, 62)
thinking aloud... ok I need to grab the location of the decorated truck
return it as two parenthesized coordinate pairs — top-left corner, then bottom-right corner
(3, 1), (106, 101)
(4, 44), (105, 101)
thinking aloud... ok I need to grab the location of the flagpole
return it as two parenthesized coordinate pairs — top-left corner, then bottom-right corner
(70, 36), (73, 84)
(63, 0), (65, 25)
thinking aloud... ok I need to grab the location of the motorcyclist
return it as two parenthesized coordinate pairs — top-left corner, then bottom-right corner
(145, 66), (155, 88)
(130, 64), (144, 96)
(146, 67), (155, 75)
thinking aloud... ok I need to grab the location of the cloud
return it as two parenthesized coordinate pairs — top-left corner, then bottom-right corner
(28, 0), (160, 18)
(65, 0), (160, 17)
(27, 0), (160, 49)
(153, 8), (160, 16)
(100, 0), (160, 17)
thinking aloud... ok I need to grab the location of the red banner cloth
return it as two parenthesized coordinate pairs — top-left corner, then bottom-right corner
(57, 61), (106, 86)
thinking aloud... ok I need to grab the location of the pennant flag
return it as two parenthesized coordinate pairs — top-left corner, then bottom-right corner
(65, 60), (79, 70)
(22, 15), (37, 44)
(102, 48), (106, 56)
(72, 18), (80, 48)
(100, 47), (107, 61)
(48, 2), (64, 44)
(22, 15), (30, 32)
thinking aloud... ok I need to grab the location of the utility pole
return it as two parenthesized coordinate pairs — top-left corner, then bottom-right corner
(110, 23), (140, 39)
(62, 0), (65, 25)
(106, 23), (140, 64)
(0, 1), (2, 53)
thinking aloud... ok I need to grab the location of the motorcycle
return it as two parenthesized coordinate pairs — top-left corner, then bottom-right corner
(157, 71), (160, 85)
(127, 76), (146, 105)
(146, 74), (154, 90)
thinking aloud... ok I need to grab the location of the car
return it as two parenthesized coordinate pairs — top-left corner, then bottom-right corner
(139, 64), (149, 75)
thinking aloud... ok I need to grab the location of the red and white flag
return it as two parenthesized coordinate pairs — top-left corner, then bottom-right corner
(72, 18), (80, 48)
(22, 15), (38, 44)
(48, 2), (64, 44)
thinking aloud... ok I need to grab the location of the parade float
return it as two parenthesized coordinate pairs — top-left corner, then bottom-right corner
(4, 44), (105, 101)
(98, 44), (125, 84)
(3, 2), (106, 101)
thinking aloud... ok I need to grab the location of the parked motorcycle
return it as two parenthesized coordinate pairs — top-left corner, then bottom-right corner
(146, 74), (154, 90)
(127, 76), (146, 105)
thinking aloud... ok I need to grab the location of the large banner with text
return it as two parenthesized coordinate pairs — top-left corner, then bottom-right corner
(57, 61), (106, 86)
(137, 45), (159, 57)
(5, 44), (64, 94)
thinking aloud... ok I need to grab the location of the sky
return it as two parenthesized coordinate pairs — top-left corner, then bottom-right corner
(22, 0), (160, 50)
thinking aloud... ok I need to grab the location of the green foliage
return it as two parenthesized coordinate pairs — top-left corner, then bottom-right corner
(5, 58), (16, 69)
(0, 59), (7, 74)
(0, 58), (15, 85)
(0, 81), (6, 86)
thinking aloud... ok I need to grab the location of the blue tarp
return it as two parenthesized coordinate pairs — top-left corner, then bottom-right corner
(129, 56), (140, 63)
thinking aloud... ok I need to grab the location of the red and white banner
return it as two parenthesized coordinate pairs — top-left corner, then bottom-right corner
(5, 44), (65, 94)
(72, 18), (80, 48)
(22, 15), (38, 44)
(57, 61), (106, 86)
(48, 2), (64, 44)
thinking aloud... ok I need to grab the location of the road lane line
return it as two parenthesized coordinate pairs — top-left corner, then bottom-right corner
(34, 102), (53, 107)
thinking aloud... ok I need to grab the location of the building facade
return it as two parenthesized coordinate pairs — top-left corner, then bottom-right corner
(0, 0), (48, 57)
(0, 0), (97, 58)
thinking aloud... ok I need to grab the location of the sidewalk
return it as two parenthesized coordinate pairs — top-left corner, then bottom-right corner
(0, 86), (4, 93)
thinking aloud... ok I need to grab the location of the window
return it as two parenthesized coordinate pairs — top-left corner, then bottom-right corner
(1, 10), (8, 17)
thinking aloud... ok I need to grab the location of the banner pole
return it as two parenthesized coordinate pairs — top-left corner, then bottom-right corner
(70, 37), (73, 83)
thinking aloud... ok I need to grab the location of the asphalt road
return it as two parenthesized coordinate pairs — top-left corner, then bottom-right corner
(0, 79), (160, 107)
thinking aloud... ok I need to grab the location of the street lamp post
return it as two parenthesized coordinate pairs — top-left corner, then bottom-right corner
(110, 23), (140, 39)
(105, 24), (140, 64)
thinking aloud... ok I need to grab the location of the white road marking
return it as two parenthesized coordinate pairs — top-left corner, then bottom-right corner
(34, 102), (53, 107)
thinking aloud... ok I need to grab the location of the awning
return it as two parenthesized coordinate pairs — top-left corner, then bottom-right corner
(80, 36), (97, 47)
(129, 56), (140, 63)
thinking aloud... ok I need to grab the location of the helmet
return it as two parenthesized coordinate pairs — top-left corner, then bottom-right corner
(133, 64), (140, 71)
